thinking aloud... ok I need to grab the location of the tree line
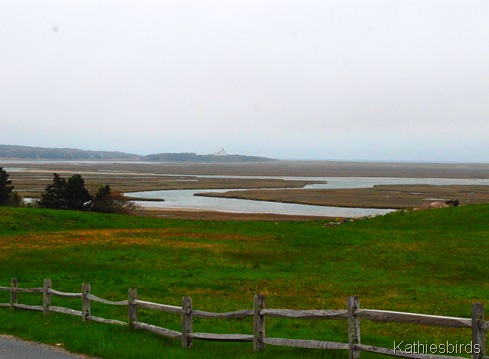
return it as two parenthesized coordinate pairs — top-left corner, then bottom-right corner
(0, 167), (137, 214)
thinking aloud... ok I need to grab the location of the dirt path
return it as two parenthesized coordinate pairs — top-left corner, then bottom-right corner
(0, 335), (99, 359)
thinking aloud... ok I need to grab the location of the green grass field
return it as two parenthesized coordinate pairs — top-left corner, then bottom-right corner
(0, 206), (488, 358)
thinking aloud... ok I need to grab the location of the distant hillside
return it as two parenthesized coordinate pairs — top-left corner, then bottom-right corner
(0, 145), (273, 162)
(0, 145), (140, 160)
(143, 152), (274, 163)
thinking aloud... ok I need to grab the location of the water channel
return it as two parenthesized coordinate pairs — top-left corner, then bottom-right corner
(127, 176), (489, 217)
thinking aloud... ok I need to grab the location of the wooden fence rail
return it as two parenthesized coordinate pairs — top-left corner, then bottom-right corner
(0, 278), (487, 359)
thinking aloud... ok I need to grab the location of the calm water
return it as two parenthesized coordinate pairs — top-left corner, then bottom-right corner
(127, 176), (489, 217)
(129, 188), (393, 217)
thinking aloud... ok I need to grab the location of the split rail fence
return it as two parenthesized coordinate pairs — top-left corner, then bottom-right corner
(1, 278), (488, 359)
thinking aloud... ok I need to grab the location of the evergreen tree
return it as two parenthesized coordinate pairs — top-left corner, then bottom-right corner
(6, 192), (23, 206)
(0, 167), (15, 205)
(39, 173), (66, 209)
(92, 184), (112, 213)
(64, 174), (92, 210)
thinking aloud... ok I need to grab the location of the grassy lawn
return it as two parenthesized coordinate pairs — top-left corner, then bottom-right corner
(0, 206), (488, 358)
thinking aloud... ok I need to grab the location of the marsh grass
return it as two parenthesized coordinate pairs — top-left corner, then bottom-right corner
(1, 206), (488, 358)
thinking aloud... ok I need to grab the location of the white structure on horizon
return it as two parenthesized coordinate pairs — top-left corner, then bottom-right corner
(213, 148), (228, 156)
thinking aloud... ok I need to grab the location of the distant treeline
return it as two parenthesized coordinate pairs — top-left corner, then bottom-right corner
(0, 145), (140, 160)
(0, 145), (273, 163)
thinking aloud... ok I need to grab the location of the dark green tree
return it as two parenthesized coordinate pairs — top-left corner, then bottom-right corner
(6, 192), (23, 206)
(39, 173), (67, 209)
(64, 174), (92, 210)
(0, 167), (15, 205)
(92, 184), (112, 213)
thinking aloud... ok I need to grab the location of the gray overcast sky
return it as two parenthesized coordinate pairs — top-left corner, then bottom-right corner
(1, 1), (488, 162)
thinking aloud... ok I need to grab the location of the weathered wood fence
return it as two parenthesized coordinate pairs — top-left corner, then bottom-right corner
(1, 278), (487, 359)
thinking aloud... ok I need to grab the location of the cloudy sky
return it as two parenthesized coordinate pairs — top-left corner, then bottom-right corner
(1, 1), (488, 162)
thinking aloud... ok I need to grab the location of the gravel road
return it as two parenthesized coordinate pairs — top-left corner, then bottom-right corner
(0, 335), (98, 359)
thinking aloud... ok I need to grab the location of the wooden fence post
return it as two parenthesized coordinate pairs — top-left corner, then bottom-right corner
(82, 283), (91, 322)
(43, 278), (51, 315)
(253, 294), (266, 352)
(472, 302), (486, 359)
(10, 278), (18, 309)
(182, 296), (193, 349)
(128, 288), (138, 329)
(347, 296), (361, 359)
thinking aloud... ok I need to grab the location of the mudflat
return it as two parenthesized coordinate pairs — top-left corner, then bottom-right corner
(198, 184), (489, 209)
(4, 160), (489, 219)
